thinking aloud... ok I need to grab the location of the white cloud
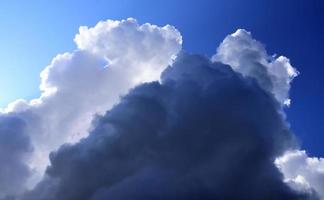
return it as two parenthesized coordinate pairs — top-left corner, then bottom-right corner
(0, 18), (182, 195)
(276, 150), (324, 199)
(212, 29), (298, 106)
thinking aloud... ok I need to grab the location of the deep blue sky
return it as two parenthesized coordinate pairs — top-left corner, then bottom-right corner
(0, 0), (323, 156)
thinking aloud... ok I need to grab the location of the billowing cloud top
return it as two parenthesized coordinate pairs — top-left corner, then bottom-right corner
(213, 29), (298, 106)
(0, 18), (322, 200)
(1, 18), (181, 198)
(21, 53), (312, 200)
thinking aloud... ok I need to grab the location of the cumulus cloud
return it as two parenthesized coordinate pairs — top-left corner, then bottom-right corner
(212, 29), (298, 106)
(0, 18), (181, 196)
(213, 29), (324, 198)
(74, 18), (181, 83)
(276, 150), (324, 199)
(21, 53), (316, 200)
(0, 18), (323, 200)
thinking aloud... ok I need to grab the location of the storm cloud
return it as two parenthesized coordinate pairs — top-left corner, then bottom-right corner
(22, 53), (317, 200)
(0, 18), (323, 199)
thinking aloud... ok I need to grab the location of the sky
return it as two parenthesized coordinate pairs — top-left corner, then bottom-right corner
(0, 1), (323, 199)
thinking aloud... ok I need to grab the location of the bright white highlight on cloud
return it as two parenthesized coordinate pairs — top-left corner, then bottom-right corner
(212, 29), (298, 106)
(276, 150), (324, 199)
(0, 18), (182, 197)
(74, 18), (182, 83)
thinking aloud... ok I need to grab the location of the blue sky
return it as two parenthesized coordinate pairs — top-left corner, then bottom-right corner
(0, 0), (323, 157)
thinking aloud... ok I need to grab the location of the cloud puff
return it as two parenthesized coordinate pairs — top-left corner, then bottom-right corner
(21, 53), (315, 200)
(74, 18), (181, 83)
(212, 29), (298, 106)
(1, 18), (182, 196)
(276, 150), (324, 199)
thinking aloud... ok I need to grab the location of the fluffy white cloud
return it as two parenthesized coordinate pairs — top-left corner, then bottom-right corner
(276, 150), (324, 199)
(0, 18), (182, 196)
(74, 18), (182, 83)
(212, 29), (298, 106)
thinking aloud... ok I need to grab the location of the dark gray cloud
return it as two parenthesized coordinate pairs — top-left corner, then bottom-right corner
(21, 53), (318, 200)
(0, 115), (32, 199)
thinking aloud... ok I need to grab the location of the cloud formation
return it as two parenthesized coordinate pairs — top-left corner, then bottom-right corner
(0, 18), (181, 198)
(0, 18), (322, 199)
(22, 53), (314, 200)
(276, 150), (324, 199)
(212, 29), (298, 106)
(212, 29), (324, 198)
